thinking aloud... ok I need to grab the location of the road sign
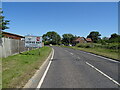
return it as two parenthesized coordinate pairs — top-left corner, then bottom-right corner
(25, 36), (42, 48)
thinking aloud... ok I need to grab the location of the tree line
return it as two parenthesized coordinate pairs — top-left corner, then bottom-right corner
(42, 31), (120, 45)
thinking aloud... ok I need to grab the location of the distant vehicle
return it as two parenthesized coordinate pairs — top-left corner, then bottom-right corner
(49, 44), (52, 46)
(69, 44), (72, 46)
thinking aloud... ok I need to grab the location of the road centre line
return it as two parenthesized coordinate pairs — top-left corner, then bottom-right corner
(65, 50), (74, 55)
(70, 53), (74, 55)
(86, 62), (120, 87)
(77, 57), (80, 59)
(36, 48), (54, 89)
(65, 50), (69, 52)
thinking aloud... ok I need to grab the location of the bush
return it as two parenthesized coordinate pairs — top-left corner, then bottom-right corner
(76, 43), (120, 50)
(76, 43), (94, 48)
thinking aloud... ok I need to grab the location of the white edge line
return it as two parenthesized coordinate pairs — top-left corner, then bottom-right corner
(65, 50), (68, 52)
(80, 51), (119, 63)
(86, 62), (120, 87)
(36, 48), (54, 89)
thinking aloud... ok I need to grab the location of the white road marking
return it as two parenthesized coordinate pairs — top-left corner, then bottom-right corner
(86, 62), (120, 86)
(70, 53), (73, 55)
(80, 51), (119, 63)
(65, 50), (74, 55)
(36, 48), (54, 89)
(51, 48), (54, 60)
(78, 57), (80, 59)
(65, 50), (69, 52)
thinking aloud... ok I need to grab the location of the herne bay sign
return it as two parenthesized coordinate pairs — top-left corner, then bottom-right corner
(25, 36), (42, 48)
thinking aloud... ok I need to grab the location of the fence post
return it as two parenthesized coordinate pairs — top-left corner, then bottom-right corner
(18, 40), (20, 54)
(39, 47), (40, 56)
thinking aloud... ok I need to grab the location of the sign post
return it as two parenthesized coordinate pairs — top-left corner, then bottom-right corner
(25, 36), (42, 55)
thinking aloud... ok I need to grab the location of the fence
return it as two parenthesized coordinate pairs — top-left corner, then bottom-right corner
(0, 38), (32, 58)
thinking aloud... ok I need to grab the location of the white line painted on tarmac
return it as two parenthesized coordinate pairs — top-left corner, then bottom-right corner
(78, 57), (80, 59)
(86, 62), (120, 86)
(65, 50), (74, 55)
(65, 50), (69, 52)
(36, 48), (54, 89)
(70, 53), (73, 55)
(80, 51), (119, 63)
(51, 48), (54, 60)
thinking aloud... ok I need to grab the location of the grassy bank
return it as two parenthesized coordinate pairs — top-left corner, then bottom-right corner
(2, 46), (52, 88)
(61, 46), (119, 60)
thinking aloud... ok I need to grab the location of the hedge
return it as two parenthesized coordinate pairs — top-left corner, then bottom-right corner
(76, 43), (120, 50)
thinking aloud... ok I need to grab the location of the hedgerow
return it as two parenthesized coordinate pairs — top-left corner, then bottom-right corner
(76, 43), (120, 50)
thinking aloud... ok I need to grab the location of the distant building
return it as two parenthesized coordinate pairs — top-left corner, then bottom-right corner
(85, 38), (92, 43)
(74, 37), (87, 43)
(73, 37), (92, 45)
(2, 31), (24, 40)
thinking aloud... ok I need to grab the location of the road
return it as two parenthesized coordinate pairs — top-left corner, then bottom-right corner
(39, 46), (119, 88)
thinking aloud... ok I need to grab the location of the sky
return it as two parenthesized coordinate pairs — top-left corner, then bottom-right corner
(2, 2), (118, 38)
(2, 0), (120, 2)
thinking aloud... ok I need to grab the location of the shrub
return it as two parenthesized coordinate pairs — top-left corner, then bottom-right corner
(76, 43), (119, 50)
(76, 43), (94, 48)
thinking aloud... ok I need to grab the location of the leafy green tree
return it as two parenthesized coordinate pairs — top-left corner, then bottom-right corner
(0, 9), (10, 30)
(62, 34), (75, 45)
(101, 37), (109, 44)
(87, 31), (101, 43)
(109, 33), (120, 43)
(102, 37), (109, 41)
(42, 31), (61, 45)
(0, 8), (10, 37)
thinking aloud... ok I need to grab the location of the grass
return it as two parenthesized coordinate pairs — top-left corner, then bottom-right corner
(2, 46), (52, 88)
(61, 46), (119, 60)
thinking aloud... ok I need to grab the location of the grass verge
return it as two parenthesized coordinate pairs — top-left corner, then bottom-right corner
(2, 46), (52, 88)
(61, 46), (119, 61)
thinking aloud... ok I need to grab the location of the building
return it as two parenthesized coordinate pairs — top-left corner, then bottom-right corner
(73, 37), (92, 45)
(85, 38), (92, 43)
(2, 31), (24, 40)
(74, 37), (87, 43)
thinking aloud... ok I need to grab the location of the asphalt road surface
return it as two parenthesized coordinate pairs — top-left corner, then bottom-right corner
(40, 46), (119, 88)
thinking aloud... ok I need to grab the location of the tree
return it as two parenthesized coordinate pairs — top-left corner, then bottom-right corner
(101, 37), (109, 43)
(0, 9), (10, 30)
(62, 34), (75, 45)
(0, 8), (10, 37)
(42, 31), (61, 45)
(109, 33), (120, 43)
(87, 31), (101, 43)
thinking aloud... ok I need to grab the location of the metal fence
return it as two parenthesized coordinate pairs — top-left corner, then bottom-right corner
(0, 38), (32, 58)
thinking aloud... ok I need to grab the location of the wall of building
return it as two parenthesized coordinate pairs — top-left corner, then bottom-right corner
(0, 38), (32, 58)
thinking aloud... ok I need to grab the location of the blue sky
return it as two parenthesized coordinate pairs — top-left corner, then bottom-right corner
(2, 2), (118, 38)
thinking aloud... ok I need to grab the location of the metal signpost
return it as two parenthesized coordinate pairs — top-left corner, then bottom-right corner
(25, 36), (42, 55)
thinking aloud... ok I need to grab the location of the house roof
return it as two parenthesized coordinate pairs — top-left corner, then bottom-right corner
(74, 37), (85, 41)
(85, 38), (92, 42)
(2, 31), (25, 38)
